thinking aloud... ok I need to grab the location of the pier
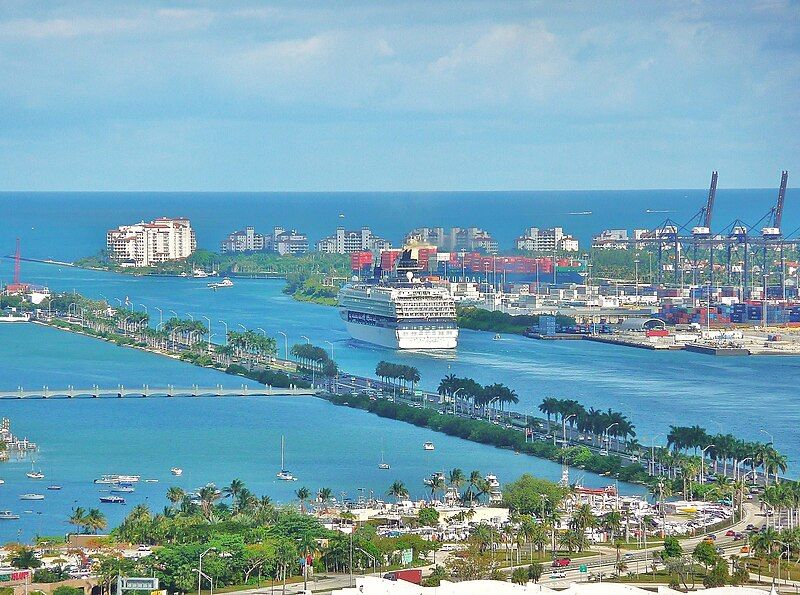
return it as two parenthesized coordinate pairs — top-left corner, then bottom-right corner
(0, 384), (317, 400)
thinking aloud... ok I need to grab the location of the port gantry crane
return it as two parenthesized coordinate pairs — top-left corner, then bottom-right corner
(619, 171), (793, 300)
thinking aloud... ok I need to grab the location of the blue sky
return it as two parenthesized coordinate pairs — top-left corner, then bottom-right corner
(0, 1), (797, 191)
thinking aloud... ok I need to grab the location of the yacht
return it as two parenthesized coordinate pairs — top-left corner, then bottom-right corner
(20, 494), (44, 500)
(192, 269), (210, 278)
(423, 441), (435, 451)
(144, 479), (159, 483)
(99, 495), (125, 504)
(170, 467), (183, 476)
(338, 269), (458, 350)
(276, 436), (297, 481)
(111, 486), (135, 493)
(94, 474), (140, 484)
(0, 511), (20, 520)
(0, 479), (5, 485)
(208, 277), (233, 290)
(26, 471), (44, 480)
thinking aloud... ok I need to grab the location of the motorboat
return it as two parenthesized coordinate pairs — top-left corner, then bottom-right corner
(20, 494), (44, 500)
(276, 435), (297, 481)
(94, 474), (140, 484)
(170, 468), (183, 476)
(47, 485), (62, 491)
(144, 479), (159, 483)
(0, 510), (20, 520)
(423, 441), (435, 451)
(111, 486), (135, 493)
(493, 334), (501, 340)
(26, 471), (44, 479)
(208, 277), (233, 290)
(99, 495), (125, 504)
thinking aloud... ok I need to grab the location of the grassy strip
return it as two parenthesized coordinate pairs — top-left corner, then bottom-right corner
(456, 305), (575, 335)
(322, 393), (650, 485)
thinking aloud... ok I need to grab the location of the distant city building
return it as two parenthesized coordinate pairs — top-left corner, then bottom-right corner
(515, 227), (579, 252)
(220, 226), (265, 253)
(107, 217), (195, 267)
(272, 227), (308, 255)
(404, 227), (498, 254)
(317, 227), (391, 254)
(592, 228), (650, 250)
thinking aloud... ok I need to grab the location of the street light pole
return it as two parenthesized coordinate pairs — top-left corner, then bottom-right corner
(202, 316), (211, 352)
(300, 335), (310, 344)
(198, 547), (216, 595)
(700, 444), (715, 485)
(759, 428), (774, 446)
(154, 307), (163, 330)
(218, 320), (228, 344)
(278, 331), (288, 360)
(604, 422), (619, 455)
(452, 387), (464, 415)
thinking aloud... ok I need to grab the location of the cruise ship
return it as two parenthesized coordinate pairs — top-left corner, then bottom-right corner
(338, 281), (458, 349)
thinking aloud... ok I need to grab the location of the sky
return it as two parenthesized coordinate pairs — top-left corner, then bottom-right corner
(0, 1), (798, 191)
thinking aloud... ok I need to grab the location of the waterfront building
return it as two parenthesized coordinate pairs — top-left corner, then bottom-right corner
(404, 226), (498, 253)
(515, 227), (579, 252)
(272, 227), (309, 255)
(592, 228), (629, 249)
(317, 227), (391, 254)
(220, 226), (265, 253)
(106, 217), (195, 267)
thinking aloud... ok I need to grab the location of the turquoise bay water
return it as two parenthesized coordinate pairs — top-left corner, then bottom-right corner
(0, 320), (628, 542)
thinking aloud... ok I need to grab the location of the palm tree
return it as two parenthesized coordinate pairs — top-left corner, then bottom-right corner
(197, 483), (221, 519)
(317, 487), (333, 509)
(84, 508), (107, 534)
(223, 478), (246, 506)
(68, 506), (87, 534)
(166, 486), (185, 507)
(448, 468), (466, 501)
(539, 397), (560, 429)
(387, 481), (409, 502)
(571, 504), (597, 533)
(465, 470), (483, 506)
(428, 474), (446, 501)
(296, 486), (311, 513)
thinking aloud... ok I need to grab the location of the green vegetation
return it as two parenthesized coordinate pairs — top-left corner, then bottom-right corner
(456, 305), (574, 335)
(324, 392), (651, 484)
(291, 343), (338, 377)
(103, 479), (437, 592)
(225, 364), (310, 389)
(538, 397), (635, 442)
(283, 273), (340, 306)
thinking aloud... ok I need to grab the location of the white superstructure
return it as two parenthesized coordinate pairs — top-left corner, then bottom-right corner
(338, 282), (458, 349)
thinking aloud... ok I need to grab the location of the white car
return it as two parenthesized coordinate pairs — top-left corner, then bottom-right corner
(550, 571), (567, 579)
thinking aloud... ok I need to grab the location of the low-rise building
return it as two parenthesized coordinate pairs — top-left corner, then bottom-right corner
(271, 227), (308, 255)
(107, 217), (195, 267)
(317, 227), (391, 254)
(220, 226), (265, 253)
(515, 227), (579, 252)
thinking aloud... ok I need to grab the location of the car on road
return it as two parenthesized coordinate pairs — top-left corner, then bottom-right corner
(552, 558), (571, 567)
(740, 545), (750, 554)
(550, 571), (567, 579)
(725, 530), (736, 537)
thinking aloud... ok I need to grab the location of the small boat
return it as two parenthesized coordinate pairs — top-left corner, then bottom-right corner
(378, 451), (390, 470)
(99, 495), (125, 504)
(111, 486), (135, 493)
(493, 334), (501, 340)
(423, 471), (445, 487)
(276, 436), (297, 481)
(47, 485), (62, 490)
(20, 493), (44, 501)
(170, 467), (183, 476)
(0, 511), (20, 520)
(423, 441), (435, 451)
(26, 471), (44, 479)
(208, 277), (233, 289)
(144, 479), (159, 483)
(192, 269), (210, 278)
(0, 479), (5, 485)
(94, 474), (140, 484)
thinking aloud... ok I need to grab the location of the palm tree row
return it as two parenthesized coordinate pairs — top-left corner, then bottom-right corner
(667, 426), (787, 485)
(385, 469), (493, 506)
(538, 398), (636, 444)
(67, 506), (108, 534)
(376, 361), (421, 393)
(226, 329), (277, 360)
(291, 343), (333, 371)
(437, 374), (519, 411)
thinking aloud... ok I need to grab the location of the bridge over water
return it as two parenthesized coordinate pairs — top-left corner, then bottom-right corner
(0, 384), (317, 399)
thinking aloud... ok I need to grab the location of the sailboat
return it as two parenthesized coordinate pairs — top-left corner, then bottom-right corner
(378, 451), (390, 470)
(26, 460), (44, 480)
(276, 436), (297, 481)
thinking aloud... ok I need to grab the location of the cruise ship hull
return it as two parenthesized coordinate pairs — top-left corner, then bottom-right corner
(344, 321), (457, 350)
